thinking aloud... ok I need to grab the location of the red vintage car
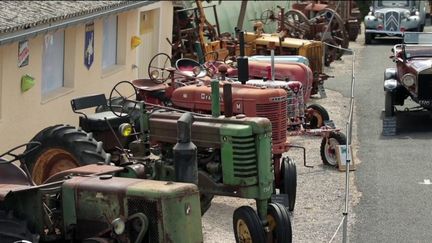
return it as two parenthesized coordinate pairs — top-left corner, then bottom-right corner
(383, 32), (432, 135)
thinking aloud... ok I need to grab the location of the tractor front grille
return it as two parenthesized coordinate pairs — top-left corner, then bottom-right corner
(232, 135), (258, 178)
(384, 11), (400, 32)
(418, 73), (432, 100)
(305, 43), (323, 74)
(256, 100), (287, 150)
(127, 198), (159, 243)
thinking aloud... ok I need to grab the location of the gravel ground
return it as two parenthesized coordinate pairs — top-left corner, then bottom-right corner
(202, 38), (365, 242)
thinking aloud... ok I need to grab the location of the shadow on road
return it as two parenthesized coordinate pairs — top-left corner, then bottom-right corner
(380, 110), (432, 139)
(366, 37), (402, 46)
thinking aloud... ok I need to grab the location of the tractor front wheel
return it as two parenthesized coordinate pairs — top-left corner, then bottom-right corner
(266, 203), (292, 243)
(233, 206), (266, 243)
(320, 132), (347, 166)
(280, 157), (297, 211)
(25, 124), (110, 184)
(306, 104), (330, 129)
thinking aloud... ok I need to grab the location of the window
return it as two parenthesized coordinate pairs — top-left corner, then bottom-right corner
(102, 15), (118, 70)
(42, 30), (65, 95)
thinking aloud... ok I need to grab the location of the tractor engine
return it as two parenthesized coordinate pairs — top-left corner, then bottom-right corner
(147, 111), (273, 198)
(62, 175), (203, 243)
(1, 165), (203, 243)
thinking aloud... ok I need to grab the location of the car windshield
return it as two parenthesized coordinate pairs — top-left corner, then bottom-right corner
(377, 0), (410, 7)
(404, 33), (432, 44)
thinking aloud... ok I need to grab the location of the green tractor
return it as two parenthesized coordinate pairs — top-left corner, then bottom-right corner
(24, 80), (293, 242)
(0, 141), (203, 242)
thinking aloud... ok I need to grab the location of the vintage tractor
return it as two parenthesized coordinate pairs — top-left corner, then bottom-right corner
(143, 46), (345, 169)
(23, 83), (294, 241)
(0, 141), (204, 243)
(290, 0), (361, 41)
(259, 1), (360, 64)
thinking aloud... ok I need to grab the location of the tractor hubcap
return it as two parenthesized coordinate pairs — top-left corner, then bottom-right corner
(32, 148), (79, 184)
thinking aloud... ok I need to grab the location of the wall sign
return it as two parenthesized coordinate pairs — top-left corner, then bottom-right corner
(84, 22), (94, 70)
(18, 40), (29, 68)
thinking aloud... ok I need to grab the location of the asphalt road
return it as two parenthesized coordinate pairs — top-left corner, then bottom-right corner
(325, 26), (432, 242)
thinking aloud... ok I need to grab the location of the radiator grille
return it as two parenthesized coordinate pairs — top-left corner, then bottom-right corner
(256, 100), (287, 149)
(418, 73), (432, 100)
(305, 43), (323, 74)
(128, 198), (159, 243)
(232, 135), (258, 178)
(384, 11), (400, 32)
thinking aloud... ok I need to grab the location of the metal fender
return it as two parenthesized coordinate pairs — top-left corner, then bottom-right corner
(384, 68), (397, 80)
(384, 79), (398, 91)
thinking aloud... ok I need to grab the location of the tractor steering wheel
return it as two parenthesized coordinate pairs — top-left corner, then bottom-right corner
(109, 81), (139, 118)
(0, 141), (41, 164)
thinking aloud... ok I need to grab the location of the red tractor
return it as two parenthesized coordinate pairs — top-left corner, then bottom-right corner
(135, 52), (346, 169)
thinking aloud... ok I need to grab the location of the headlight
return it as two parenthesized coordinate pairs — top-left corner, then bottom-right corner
(150, 70), (160, 79)
(374, 11), (384, 19)
(403, 11), (411, 18)
(119, 123), (133, 137)
(192, 66), (202, 76)
(401, 73), (416, 87)
(112, 218), (126, 235)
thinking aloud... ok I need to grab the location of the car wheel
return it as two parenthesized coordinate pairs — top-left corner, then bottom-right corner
(385, 91), (395, 117)
(365, 32), (372, 45)
(420, 24), (425, 32)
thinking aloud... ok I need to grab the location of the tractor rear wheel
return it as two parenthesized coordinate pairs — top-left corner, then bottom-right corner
(24, 124), (110, 184)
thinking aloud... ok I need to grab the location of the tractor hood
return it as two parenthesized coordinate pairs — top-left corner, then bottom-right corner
(171, 82), (287, 115)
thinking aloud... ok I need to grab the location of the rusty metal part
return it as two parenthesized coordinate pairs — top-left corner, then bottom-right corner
(44, 164), (124, 183)
(31, 148), (80, 185)
(284, 10), (311, 39)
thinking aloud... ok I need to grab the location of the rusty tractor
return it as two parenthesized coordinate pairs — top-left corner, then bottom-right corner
(0, 139), (204, 243)
(259, 4), (349, 67)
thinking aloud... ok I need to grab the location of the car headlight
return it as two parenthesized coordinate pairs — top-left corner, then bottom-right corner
(401, 73), (416, 87)
(403, 11), (411, 18)
(374, 11), (384, 19)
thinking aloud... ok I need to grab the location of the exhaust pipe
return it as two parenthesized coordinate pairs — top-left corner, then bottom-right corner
(211, 79), (221, 117)
(174, 112), (198, 185)
(237, 31), (249, 84)
(223, 83), (233, 118)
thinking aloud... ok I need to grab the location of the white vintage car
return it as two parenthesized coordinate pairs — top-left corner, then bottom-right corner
(364, 0), (428, 44)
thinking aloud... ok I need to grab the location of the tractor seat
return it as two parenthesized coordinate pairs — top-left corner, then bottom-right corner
(78, 111), (129, 132)
(132, 79), (168, 92)
(71, 94), (129, 132)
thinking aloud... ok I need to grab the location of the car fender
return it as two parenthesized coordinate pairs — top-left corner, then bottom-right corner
(384, 68), (397, 80)
(384, 78), (398, 91)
